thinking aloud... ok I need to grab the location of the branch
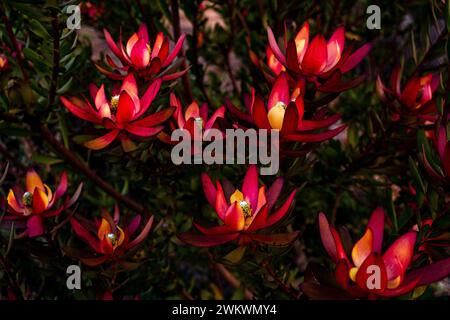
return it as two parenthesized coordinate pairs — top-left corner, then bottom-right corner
(170, 0), (193, 102)
(191, 4), (212, 106)
(214, 262), (254, 300)
(0, 252), (24, 300)
(36, 124), (148, 215)
(261, 260), (299, 299)
(0, 2), (28, 81)
(48, 12), (60, 108)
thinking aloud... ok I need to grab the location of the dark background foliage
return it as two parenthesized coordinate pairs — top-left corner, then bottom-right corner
(0, 0), (449, 299)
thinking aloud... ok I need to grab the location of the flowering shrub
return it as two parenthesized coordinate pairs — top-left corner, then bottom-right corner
(0, 0), (449, 301)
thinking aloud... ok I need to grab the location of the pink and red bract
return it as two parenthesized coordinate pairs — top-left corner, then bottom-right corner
(178, 165), (299, 247)
(157, 93), (226, 144)
(98, 23), (186, 81)
(227, 72), (345, 145)
(5, 169), (82, 238)
(70, 206), (154, 267)
(316, 208), (450, 298)
(266, 22), (371, 92)
(61, 73), (174, 151)
(377, 66), (440, 121)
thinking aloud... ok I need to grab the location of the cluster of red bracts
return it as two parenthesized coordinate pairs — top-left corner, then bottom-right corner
(377, 65), (440, 121)
(3, 169), (82, 238)
(157, 92), (226, 145)
(97, 23), (187, 81)
(1, 168), (154, 267)
(264, 23), (371, 92)
(301, 208), (450, 299)
(226, 72), (346, 156)
(178, 165), (299, 247)
(61, 73), (174, 151)
(62, 22), (370, 153)
(69, 206), (153, 267)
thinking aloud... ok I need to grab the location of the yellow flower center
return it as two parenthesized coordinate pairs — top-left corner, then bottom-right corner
(107, 226), (125, 249)
(239, 200), (251, 218)
(110, 95), (120, 114)
(22, 191), (33, 207)
(267, 101), (287, 130)
(230, 189), (253, 225)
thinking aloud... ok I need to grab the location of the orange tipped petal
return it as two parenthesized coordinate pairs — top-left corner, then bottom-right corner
(352, 228), (373, 267)
(185, 101), (200, 120)
(84, 130), (120, 150)
(95, 84), (108, 111)
(324, 26), (344, 72)
(294, 22), (309, 62)
(151, 32), (165, 59)
(7, 189), (23, 213)
(26, 169), (45, 193)
(126, 33), (139, 57)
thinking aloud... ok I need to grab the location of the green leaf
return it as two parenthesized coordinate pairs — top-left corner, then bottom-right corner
(223, 246), (246, 264)
(446, 0), (450, 32)
(386, 188), (398, 232)
(29, 19), (51, 39)
(56, 77), (73, 94)
(408, 157), (426, 195)
(32, 154), (63, 165)
(23, 47), (51, 70)
(57, 112), (70, 148)
(412, 286), (427, 300)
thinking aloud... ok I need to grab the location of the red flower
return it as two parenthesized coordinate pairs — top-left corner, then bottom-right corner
(178, 165), (298, 247)
(157, 93), (226, 144)
(0, 53), (9, 71)
(266, 23), (371, 92)
(377, 66), (439, 120)
(61, 74), (174, 151)
(98, 23), (186, 81)
(4, 169), (82, 238)
(70, 206), (154, 267)
(226, 72), (345, 145)
(421, 120), (450, 183)
(80, 1), (105, 21)
(316, 208), (450, 298)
